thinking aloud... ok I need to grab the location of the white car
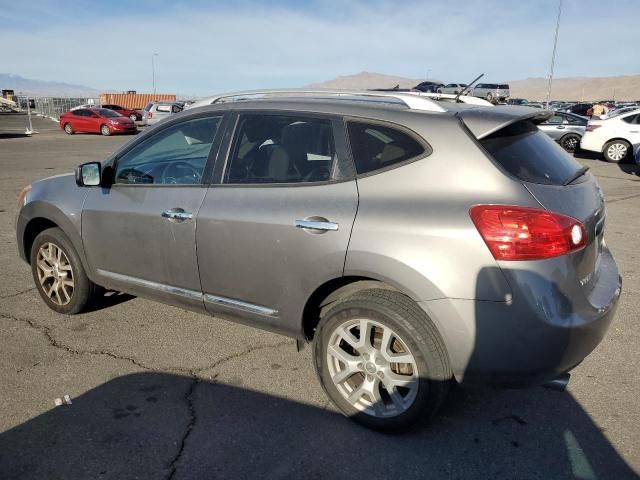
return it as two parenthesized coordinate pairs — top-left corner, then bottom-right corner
(436, 83), (468, 94)
(580, 109), (640, 162)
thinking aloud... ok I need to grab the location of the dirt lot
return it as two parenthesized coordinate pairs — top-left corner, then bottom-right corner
(1, 112), (639, 479)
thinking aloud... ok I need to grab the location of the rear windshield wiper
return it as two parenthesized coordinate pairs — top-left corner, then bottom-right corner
(562, 166), (589, 186)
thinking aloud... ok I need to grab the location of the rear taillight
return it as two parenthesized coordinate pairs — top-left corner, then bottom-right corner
(147, 112), (153, 119)
(469, 205), (587, 261)
(585, 124), (601, 132)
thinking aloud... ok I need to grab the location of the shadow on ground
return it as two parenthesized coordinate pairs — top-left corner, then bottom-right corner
(0, 372), (637, 479)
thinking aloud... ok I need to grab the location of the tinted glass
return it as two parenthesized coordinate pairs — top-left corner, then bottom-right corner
(499, 84), (509, 89)
(481, 121), (583, 185)
(72, 110), (86, 117)
(144, 103), (153, 112)
(156, 105), (171, 112)
(622, 114), (639, 124)
(347, 122), (427, 175)
(115, 116), (221, 185)
(545, 114), (563, 124)
(226, 114), (336, 184)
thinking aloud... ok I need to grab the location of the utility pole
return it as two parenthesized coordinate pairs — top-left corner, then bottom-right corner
(545, 0), (563, 109)
(152, 53), (159, 95)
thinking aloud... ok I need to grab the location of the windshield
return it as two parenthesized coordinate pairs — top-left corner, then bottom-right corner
(96, 109), (121, 118)
(481, 120), (583, 186)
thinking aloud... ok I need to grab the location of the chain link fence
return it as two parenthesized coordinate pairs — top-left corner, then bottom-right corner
(14, 96), (100, 121)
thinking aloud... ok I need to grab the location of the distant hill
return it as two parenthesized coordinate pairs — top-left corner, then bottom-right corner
(306, 72), (434, 90)
(0, 73), (101, 97)
(307, 72), (640, 101)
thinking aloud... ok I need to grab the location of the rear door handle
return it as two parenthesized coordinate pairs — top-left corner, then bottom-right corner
(295, 219), (339, 231)
(556, 125), (565, 129)
(162, 209), (193, 221)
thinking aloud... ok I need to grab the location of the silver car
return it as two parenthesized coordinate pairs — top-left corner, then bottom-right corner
(142, 101), (183, 126)
(15, 90), (621, 431)
(538, 111), (587, 153)
(470, 83), (510, 103)
(436, 83), (468, 94)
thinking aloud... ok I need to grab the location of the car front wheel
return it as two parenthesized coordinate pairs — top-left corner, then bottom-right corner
(603, 140), (630, 162)
(313, 288), (451, 432)
(129, 113), (137, 122)
(63, 123), (74, 135)
(30, 227), (98, 314)
(100, 124), (111, 136)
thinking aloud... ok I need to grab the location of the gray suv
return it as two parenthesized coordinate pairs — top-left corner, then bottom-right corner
(15, 90), (621, 431)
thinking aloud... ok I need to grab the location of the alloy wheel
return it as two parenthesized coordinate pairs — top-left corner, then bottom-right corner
(36, 242), (74, 306)
(607, 143), (627, 161)
(326, 318), (419, 418)
(562, 135), (579, 153)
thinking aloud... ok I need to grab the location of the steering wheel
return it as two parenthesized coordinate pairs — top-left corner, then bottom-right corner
(161, 161), (202, 184)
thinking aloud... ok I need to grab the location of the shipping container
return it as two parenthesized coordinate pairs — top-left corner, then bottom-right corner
(99, 93), (177, 110)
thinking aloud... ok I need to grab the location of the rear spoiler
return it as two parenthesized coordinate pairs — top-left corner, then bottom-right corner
(456, 106), (553, 140)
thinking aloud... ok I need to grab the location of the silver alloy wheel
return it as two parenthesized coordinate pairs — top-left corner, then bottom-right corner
(607, 143), (627, 161)
(36, 242), (74, 306)
(129, 114), (137, 121)
(101, 125), (110, 135)
(64, 124), (72, 134)
(326, 318), (419, 418)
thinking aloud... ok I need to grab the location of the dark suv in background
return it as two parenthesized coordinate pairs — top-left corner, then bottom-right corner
(16, 90), (621, 431)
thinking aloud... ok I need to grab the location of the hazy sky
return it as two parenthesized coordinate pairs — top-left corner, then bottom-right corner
(1, 0), (639, 95)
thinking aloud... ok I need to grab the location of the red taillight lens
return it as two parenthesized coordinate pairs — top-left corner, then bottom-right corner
(147, 112), (152, 119)
(469, 205), (587, 261)
(585, 124), (601, 132)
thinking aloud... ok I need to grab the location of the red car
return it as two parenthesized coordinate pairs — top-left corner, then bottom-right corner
(101, 103), (142, 121)
(59, 108), (137, 136)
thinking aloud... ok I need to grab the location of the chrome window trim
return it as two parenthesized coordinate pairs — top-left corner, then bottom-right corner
(204, 294), (278, 317)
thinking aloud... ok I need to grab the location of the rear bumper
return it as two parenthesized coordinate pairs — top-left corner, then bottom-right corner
(580, 134), (603, 153)
(419, 250), (621, 385)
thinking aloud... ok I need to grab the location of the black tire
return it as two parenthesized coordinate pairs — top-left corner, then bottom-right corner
(63, 123), (74, 135)
(30, 227), (98, 315)
(100, 124), (111, 136)
(436, 88), (443, 94)
(486, 93), (494, 103)
(560, 133), (581, 153)
(313, 288), (451, 432)
(603, 139), (631, 163)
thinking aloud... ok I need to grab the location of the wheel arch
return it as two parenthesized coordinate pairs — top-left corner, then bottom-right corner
(22, 217), (59, 263)
(302, 276), (407, 340)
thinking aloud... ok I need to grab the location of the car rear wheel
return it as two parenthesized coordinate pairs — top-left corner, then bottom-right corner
(63, 123), (74, 135)
(100, 124), (111, 136)
(30, 227), (99, 314)
(486, 93), (494, 103)
(603, 140), (630, 163)
(560, 133), (581, 153)
(313, 288), (451, 432)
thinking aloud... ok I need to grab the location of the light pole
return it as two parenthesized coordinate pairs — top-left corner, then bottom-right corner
(545, 0), (563, 109)
(152, 53), (159, 95)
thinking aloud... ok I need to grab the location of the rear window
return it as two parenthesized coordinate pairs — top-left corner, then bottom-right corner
(144, 103), (153, 112)
(347, 122), (428, 175)
(480, 121), (583, 185)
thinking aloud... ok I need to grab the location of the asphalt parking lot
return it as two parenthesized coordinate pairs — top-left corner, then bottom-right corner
(0, 112), (639, 479)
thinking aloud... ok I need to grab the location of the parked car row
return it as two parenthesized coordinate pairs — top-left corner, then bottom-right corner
(413, 81), (510, 104)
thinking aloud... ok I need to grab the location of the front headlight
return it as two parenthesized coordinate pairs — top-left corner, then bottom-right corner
(109, 120), (118, 125)
(17, 185), (32, 208)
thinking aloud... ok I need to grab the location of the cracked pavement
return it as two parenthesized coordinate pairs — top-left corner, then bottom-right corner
(1, 113), (639, 479)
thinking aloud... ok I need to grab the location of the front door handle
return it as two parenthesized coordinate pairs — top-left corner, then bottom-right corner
(295, 218), (339, 232)
(162, 208), (193, 221)
(556, 125), (565, 129)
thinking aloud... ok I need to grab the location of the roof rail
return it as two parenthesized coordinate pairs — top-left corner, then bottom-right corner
(187, 89), (447, 113)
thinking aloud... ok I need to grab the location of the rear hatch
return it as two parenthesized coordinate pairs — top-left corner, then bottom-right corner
(465, 111), (607, 295)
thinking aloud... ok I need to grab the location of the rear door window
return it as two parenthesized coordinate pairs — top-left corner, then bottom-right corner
(347, 122), (428, 175)
(480, 120), (583, 185)
(156, 105), (171, 113)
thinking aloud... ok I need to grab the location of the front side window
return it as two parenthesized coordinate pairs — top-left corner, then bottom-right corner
(226, 114), (336, 184)
(544, 115), (563, 125)
(347, 122), (427, 175)
(115, 116), (222, 185)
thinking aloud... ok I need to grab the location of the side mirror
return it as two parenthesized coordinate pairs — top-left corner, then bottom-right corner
(75, 162), (101, 186)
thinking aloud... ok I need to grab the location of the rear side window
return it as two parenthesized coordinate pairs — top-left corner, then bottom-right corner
(481, 121), (583, 185)
(156, 105), (171, 112)
(347, 122), (427, 175)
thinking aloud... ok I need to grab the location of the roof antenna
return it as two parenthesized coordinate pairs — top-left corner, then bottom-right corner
(455, 73), (484, 103)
